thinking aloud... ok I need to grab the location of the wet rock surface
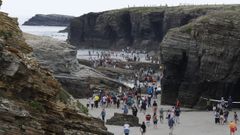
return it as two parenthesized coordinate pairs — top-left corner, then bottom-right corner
(160, 11), (240, 107)
(106, 113), (140, 126)
(23, 14), (74, 26)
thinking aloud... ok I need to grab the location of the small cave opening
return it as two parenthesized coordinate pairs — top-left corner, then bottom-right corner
(118, 12), (133, 44)
(150, 21), (164, 41)
(104, 24), (117, 42)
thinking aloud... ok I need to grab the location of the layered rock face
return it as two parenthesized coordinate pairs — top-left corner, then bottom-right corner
(68, 5), (240, 50)
(23, 14), (74, 26)
(24, 34), (128, 98)
(160, 11), (240, 107)
(0, 12), (112, 134)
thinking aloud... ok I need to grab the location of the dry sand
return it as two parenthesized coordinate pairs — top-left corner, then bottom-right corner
(79, 98), (239, 135)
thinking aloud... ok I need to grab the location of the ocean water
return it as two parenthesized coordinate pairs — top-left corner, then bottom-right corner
(20, 25), (68, 41)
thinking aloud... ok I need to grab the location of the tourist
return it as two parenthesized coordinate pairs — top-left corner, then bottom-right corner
(87, 97), (91, 108)
(123, 123), (130, 135)
(228, 96), (233, 111)
(175, 107), (181, 124)
(145, 114), (151, 127)
(140, 121), (146, 135)
(90, 97), (94, 109)
(122, 104), (129, 115)
(159, 108), (164, 123)
(153, 113), (158, 128)
(116, 97), (120, 109)
(176, 99), (180, 109)
(215, 111), (220, 124)
(224, 109), (229, 123)
(168, 117), (175, 135)
(152, 100), (158, 114)
(141, 100), (147, 115)
(229, 121), (237, 135)
(220, 97), (225, 108)
(132, 105), (138, 117)
(94, 95), (99, 108)
(234, 112), (239, 124)
(220, 109), (225, 125)
(101, 108), (106, 122)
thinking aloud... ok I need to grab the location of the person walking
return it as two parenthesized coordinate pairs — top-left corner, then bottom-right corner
(153, 113), (158, 128)
(122, 104), (129, 115)
(152, 100), (158, 114)
(168, 117), (175, 135)
(159, 108), (164, 123)
(145, 114), (151, 127)
(234, 112), (239, 124)
(123, 123), (130, 135)
(229, 121), (237, 135)
(175, 107), (181, 124)
(101, 108), (106, 122)
(132, 105), (138, 117)
(140, 121), (146, 135)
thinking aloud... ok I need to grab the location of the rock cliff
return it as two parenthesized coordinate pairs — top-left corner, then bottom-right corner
(0, 12), (112, 134)
(160, 10), (240, 107)
(23, 14), (74, 26)
(68, 5), (240, 50)
(24, 34), (128, 98)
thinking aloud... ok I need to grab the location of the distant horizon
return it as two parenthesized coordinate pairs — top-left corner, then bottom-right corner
(2, 0), (240, 19)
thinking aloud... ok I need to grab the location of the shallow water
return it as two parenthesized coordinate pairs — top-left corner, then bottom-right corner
(20, 25), (67, 41)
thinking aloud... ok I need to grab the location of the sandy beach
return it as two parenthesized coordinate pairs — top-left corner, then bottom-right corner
(80, 98), (239, 135)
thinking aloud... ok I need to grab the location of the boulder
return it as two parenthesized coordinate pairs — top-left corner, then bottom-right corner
(160, 11), (240, 108)
(106, 113), (140, 127)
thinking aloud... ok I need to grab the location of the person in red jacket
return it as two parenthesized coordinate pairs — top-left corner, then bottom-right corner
(145, 114), (151, 127)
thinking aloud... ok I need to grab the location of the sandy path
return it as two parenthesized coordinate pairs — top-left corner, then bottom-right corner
(79, 99), (239, 135)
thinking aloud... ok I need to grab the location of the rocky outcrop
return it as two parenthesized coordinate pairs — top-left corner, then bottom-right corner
(24, 34), (128, 98)
(160, 11), (240, 107)
(23, 14), (74, 26)
(68, 5), (240, 50)
(0, 11), (112, 134)
(106, 113), (140, 126)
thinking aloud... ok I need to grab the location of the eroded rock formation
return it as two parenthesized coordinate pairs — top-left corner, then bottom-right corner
(160, 11), (240, 107)
(23, 14), (74, 26)
(68, 5), (240, 50)
(24, 34), (128, 98)
(0, 12), (112, 134)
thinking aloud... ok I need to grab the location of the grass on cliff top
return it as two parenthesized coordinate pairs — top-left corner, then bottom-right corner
(105, 4), (240, 15)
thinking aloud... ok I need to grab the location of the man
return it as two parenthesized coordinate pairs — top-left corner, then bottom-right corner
(229, 121), (237, 135)
(228, 96), (233, 111)
(132, 105), (138, 117)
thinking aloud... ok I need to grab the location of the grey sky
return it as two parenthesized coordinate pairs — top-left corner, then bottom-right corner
(2, 0), (240, 18)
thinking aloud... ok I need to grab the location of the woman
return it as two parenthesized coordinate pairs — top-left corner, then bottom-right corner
(153, 113), (158, 128)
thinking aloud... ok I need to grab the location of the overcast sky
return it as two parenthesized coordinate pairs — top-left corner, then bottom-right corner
(2, 0), (240, 18)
